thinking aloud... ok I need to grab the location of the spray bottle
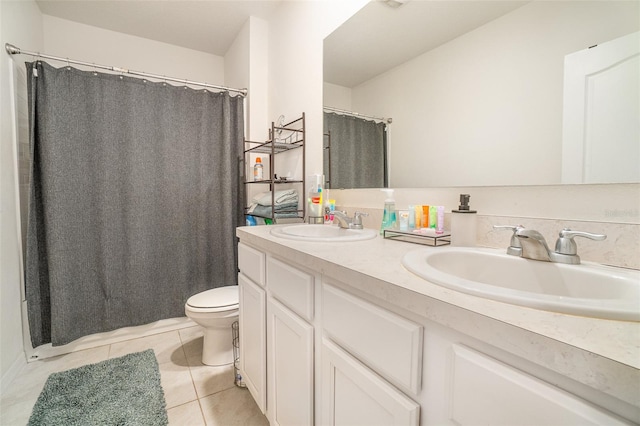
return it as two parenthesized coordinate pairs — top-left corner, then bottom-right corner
(380, 189), (396, 235)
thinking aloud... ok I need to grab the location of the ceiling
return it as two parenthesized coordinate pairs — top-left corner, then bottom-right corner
(324, 0), (528, 88)
(36, 0), (282, 56)
(35, 0), (528, 85)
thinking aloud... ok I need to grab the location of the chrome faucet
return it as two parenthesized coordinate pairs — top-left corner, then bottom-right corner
(331, 210), (369, 230)
(513, 227), (606, 265)
(514, 229), (553, 262)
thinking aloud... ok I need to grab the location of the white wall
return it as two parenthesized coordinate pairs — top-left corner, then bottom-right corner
(226, 15), (270, 204)
(0, 0), (43, 392)
(43, 15), (224, 85)
(349, 1), (640, 187)
(323, 82), (352, 111)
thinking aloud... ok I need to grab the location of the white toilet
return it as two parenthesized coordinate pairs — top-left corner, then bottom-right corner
(184, 285), (239, 366)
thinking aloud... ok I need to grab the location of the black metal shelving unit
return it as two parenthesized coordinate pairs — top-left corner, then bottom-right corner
(244, 113), (305, 223)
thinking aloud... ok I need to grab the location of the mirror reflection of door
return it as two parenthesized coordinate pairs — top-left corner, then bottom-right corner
(562, 31), (640, 184)
(323, 111), (389, 189)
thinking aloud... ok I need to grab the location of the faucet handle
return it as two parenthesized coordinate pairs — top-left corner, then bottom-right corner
(555, 228), (606, 255)
(352, 211), (369, 229)
(493, 225), (525, 256)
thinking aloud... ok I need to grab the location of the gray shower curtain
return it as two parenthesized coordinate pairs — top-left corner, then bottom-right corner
(25, 61), (244, 347)
(323, 112), (387, 189)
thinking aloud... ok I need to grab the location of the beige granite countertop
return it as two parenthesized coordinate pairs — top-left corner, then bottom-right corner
(237, 224), (639, 372)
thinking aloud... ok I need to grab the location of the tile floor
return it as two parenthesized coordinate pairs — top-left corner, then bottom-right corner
(0, 326), (269, 425)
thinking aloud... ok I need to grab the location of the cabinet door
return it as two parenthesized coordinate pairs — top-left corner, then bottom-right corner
(267, 298), (314, 426)
(321, 339), (420, 426)
(239, 273), (267, 413)
(449, 344), (630, 425)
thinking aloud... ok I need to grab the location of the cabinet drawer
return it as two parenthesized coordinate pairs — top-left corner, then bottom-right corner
(449, 344), (629, 425)
(267, 256), (314, 322)
(322, 284), (423, 394)
(238, 242), (265, 286)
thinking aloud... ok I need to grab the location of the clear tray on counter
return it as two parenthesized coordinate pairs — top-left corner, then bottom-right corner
(383, 229), (451, 247)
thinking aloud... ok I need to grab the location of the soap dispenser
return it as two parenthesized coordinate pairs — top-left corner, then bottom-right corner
(380, 189), (396, 235)
(451, 194), (477, 246)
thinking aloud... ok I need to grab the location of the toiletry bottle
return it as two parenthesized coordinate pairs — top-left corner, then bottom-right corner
(329, 199), (336, 224)
(429, 206), (437, 229)
(451, 194), (477, 246)
(398, 209), (409, 231)
(253, 157), (263, 181)
(422, 205), (430, 229)
(380, 189), (396, 235)
(408, 205), (416, 230)
(436, 206), (445, 234)
(414, 205), (422, 228)
(308, 174), (324, 223)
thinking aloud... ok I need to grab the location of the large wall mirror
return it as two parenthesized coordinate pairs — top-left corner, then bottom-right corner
(323, 0), (640, 188)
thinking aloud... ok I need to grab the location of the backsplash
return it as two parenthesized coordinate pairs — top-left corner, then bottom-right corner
(337, 206), (639, 270)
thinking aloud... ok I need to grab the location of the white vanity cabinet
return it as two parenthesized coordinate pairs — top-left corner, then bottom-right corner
(237, 231), (637, 426)
(238, 243), (267, 412)
(266, 256), (315, 426)
(321, 283), (422, 426)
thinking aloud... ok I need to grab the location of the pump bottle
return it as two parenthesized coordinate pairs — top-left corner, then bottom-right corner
(451, 194), (477, 246)
(380, 189), (396, 235)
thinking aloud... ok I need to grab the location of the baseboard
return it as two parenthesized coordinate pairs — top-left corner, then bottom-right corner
(27, 316), (197, 361)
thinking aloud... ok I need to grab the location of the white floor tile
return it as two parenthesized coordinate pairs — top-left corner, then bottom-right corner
(167, 400), (206, 426)
(159, 361), (198, 409)
(189, 363), (236, 399)
(178, 326), (205, 367)
(200, 387), (268, 426)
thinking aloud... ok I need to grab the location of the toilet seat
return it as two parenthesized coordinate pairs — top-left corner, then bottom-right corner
(186, 286), (238, 313)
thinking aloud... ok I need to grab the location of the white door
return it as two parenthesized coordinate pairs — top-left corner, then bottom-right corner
(562, 31), (640, 184)
(320, 338), (420, 426)
(267, 298), (314, 426)
(239, 273), (267, 413)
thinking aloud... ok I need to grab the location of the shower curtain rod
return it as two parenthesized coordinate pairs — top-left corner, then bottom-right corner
(4, 43), (248, 97)
(324, 106), (392, 124)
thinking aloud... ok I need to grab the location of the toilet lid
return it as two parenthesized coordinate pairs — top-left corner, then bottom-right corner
(187, 286), (238, 309)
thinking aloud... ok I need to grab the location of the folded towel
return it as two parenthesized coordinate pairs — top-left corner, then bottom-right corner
(248, 202), (300, 218)
(252, 189), (298, 206)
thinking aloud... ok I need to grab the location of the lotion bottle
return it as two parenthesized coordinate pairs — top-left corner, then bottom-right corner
(450, 194), (477, 246)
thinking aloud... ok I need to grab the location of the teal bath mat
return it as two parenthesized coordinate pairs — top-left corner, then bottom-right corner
(28, 349), (168, 426)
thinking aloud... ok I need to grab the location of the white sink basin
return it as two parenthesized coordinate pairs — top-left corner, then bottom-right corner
(270, 224), (377, 242)
(402, 247), (640, 321)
